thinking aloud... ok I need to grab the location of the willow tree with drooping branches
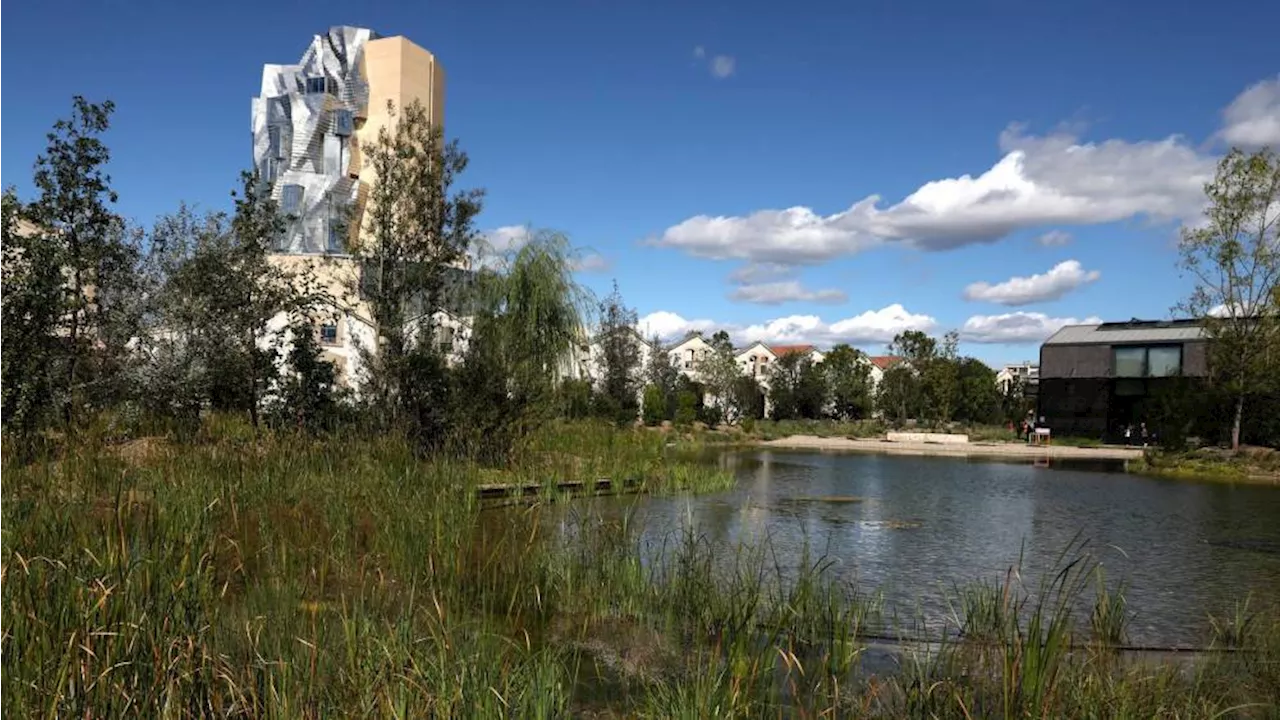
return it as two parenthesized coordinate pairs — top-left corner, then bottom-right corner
(454, 230), (592, 460)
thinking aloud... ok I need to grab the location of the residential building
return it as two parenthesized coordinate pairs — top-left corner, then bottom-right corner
(667, 332), (717, 380)
(996, 361), (1039, 397)
(1038, 319), (1207, 440)
(736, 341), (777, 381)
(866, 355), (903, 388)
(566, 328), (656, 388)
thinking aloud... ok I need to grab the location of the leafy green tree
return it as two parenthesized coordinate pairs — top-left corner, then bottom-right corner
(729, 375), (766, 421)
(877, 364), (921, 425)
(700, 339), (744, 424)
(156, 174), (319, 428)
(768, 352), (826, 420)
(2, 190), (63, 431)
(267, 317), (343, 432)
(887, 329), (960, 426)
(823, 344), (874, 420)
(24, 92), (136, 422)
(954, 357), (1001, 424)
(920, 331), (960, 425)
(709, 330), (735, 354)
(888, 330), (937, 364)
(1178, 148), (1280, 449)
(595, 282), (642, 424)
(352, 99), (484, 428)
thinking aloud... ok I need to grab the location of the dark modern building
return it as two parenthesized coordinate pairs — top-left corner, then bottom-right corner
(1037, 319), (1208, 441)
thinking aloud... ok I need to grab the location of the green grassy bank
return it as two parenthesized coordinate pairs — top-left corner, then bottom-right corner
(4, 420), (1279, 717)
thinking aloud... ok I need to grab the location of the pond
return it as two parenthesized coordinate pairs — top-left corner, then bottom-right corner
(566, 450), (1280, 647)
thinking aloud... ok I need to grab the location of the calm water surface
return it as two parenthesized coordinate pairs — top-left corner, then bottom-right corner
(565, 450), (1280, 646)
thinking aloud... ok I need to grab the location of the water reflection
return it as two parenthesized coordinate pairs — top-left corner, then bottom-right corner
(560, 449), (1280, 646)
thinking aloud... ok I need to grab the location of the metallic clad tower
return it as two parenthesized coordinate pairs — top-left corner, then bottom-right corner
(251, 26), (444, 255)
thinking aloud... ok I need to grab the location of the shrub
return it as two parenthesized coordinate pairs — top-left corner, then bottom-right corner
(642, 385), (666, 426)
(674, 391), (698, 427)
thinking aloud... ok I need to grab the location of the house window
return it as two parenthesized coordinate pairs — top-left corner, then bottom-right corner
(281, 184), (303, 214)
(435, 325), (456, 354)
(332, 109), (353, 136)
(319, 323), (339, 346)
(1114, 347), (1146, 378)
(305, 76), (329, 94)
(1147, 347), (1182, 377)
(1114, 345), (1182, 378)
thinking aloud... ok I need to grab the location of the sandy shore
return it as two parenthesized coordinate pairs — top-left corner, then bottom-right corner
(761, 435), (1144, 461)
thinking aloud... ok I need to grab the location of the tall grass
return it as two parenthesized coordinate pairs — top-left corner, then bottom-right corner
(4, 419), (1280, 717)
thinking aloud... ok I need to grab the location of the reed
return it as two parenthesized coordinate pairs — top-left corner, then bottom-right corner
(4, 420), (1279, 717)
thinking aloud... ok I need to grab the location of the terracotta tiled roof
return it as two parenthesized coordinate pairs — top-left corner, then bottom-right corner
(868, 355), (903, 370)
(769, 344), (816, 357)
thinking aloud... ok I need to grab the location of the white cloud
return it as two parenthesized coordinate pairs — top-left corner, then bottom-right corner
(742, 305), (936, 344)
(639, 304), (935, 345)
(693, 45), (706, 59)
(1208, 301), (1274, 318)
(826, 304), (937, 343)
(963, 260), (1101, 306)
(653, 123), (1217, 263)
(711, 55), (736, 79)
(638, 311), (715, 341)
(482, 225), (532, 254)
(1034, 230), (1072, 247)
(477, 227), (608, 273)
(729, 281), (847, 305)
(741, 315), (825, 343)
(1218, 75), (1280, 150)
(960, 312), (1102, 344)
(572, 253), (611, 273)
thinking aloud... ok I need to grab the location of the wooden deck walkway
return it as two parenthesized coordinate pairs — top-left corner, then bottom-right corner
(476, 477), (643, 504)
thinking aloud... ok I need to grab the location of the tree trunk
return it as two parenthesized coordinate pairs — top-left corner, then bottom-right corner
(248, 329), (260, 429)
(1232, 393), (1244, 451)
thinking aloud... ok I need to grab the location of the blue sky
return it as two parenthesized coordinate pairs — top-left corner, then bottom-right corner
(4, 0), (1279, 365)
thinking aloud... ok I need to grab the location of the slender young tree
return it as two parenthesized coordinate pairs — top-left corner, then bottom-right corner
(595, 281), (642, 424)
(353, 100), (484, 421)
(700, 333), (744, 423)
(13, 97), (135, 428)
(1178, 148), (1280, 449)
(644, 333), (680, 422)
(921, 331), (960, 426)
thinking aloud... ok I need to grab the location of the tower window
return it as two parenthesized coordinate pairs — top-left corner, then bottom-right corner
(281, 184), (303, 214)
(333, 109), (353, 136)
(305, 76), (329, 94)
